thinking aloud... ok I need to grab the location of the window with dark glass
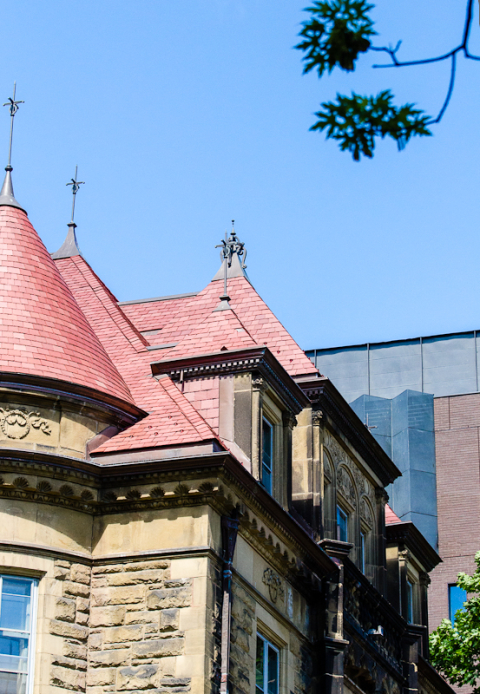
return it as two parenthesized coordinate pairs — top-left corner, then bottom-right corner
(336, 505), (348, 542)
(406, 579), (414, 623)
(256, 633), (279, 694)
(0, 575), (37, 694)
(360, 530), (366, 573)
(449, 584), (467, 625)
(261, 418), (273, 494)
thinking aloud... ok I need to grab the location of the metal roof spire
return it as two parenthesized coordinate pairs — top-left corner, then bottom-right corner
(51, 166), (85, 260)
(0, 82), (26, 213)
(212, 220), (250, 284)
(214, 223), (234, 311)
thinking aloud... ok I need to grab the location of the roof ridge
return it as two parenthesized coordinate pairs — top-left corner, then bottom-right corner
(68, 255), (149, 353)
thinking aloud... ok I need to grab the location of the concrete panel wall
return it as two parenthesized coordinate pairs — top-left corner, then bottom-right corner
(308, 330), (480, 403)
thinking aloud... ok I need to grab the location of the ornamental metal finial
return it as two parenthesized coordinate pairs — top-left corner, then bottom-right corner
(0, 83), (26, 212)
(66, 165), (85, 224)
(3, 82), (24, 169)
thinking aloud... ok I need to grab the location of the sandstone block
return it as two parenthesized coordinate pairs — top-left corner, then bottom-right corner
(63, 581), (90, 598)
(55, 597), (76, 623)
(89, 648), (131, 667)
(51, 655), (87, 671)
(77, 597), (90, 612)
(147, 587), (190, 610)
(63, 641), (87, 660)
(50, 619), (88, 641)
(117, 664), (159, 690)
(126, 560), (169, 572)
(88, 632), (103, 651)
(125, 610), (158, 625)
(77, 611), (89, 626)
(54, 566), (70, 581)
(132, 638), (184, 659)
(232, 583), (255, 612)
(71, 563), (91, 585)
(51, 665), (86, 691)
(87, 667), (116, 686)
(90, 606), (126, 627)
(160, 608), (179, 631)
(93, 563), (126, 574)
(231, 625), (249, 653)
(106, 569), (164, 586)
(93, 585), (144, 606)
(103, 624), (143, 644)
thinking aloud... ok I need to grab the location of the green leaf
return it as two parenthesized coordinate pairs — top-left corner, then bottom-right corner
(311, 91), (432, 160)
(296, 0), (376, 76)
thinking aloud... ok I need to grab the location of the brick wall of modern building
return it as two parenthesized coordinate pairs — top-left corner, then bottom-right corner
(429, 393), (480, 631)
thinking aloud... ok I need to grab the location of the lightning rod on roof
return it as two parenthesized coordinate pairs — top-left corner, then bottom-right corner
(0, 83), (26, 212)
(66, 165), (85, 225)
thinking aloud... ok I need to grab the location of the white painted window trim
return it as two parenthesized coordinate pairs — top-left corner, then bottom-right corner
(256, 632), (280, 694)
(0, 574), (39, 694)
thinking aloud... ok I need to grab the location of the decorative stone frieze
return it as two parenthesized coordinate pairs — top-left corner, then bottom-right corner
(0, 406), (51, 439)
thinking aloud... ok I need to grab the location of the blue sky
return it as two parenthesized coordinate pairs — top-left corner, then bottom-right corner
(3, 1), (480, 350)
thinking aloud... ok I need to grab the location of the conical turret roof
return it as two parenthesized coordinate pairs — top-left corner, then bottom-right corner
(0, 204), (134, 404)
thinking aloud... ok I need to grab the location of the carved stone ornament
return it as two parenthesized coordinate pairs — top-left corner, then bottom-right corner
(337, 465), (356, 508)
(324, 454), (333, 484)
(324, 430), (375, 503)
(0, 407), (51, 439)
(311, 410), (323, 426)
(262, 567), (284, 604)
(282, 411), (297, 430)
(360, 497), (374, 529)
(252, 377), (268, 393)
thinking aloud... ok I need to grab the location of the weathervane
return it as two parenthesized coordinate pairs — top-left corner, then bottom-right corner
(3, 82), (24, 170)
(215, 220), (247, 310)
(66, 165), (85, 224)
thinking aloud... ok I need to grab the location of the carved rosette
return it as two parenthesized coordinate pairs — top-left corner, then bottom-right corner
(0, 407), (51, 440)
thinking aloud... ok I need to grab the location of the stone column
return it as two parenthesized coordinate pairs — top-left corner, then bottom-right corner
(322, 556), (348, 694)
(375, 488), (388, 596)
(251, 377), (267, 480)
(419, 571), (431, 657)
(282, 410), (297, 511)
(312, 409), (324, 538)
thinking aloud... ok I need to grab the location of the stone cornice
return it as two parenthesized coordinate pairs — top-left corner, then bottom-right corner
(296, 377), (401, 486)
(0, 372), (145, 425)
(386, 522), (441, 573)
(151, 347), (310, 414)
(0, 448), (337, 582)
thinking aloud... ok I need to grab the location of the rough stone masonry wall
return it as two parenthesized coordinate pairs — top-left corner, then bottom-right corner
(49, 558), (91, 692)
(229, 580), (315, 694)
(49, 557), (193, 694)
(88, 558), (192, 694)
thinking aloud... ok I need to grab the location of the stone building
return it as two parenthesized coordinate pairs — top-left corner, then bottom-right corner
(0, 158), (453, 694)
(307, 332), (480, 633)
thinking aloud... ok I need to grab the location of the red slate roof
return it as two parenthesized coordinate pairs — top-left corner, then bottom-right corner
(0, 206), (133, 404)
(164, 304), (257, 358)
(121, 294), (197, 336)
(123, 277), (318, 378)
(55, 254), (220, 453)
(385, 504), (402, 524)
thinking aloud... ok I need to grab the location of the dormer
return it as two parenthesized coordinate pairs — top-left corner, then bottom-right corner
(385, 505), (441, 655)
(151, 346), (309, 509)
(292, 376), (401, 593)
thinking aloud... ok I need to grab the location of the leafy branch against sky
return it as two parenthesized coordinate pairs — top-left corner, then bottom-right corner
(296, 0), (480, 160)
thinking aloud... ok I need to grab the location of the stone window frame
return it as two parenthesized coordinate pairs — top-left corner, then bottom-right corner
(261, 394), (284, 502)
(336, 466), (357, 546)
(0, 572), (39, 694)
(323, 451), (336, 539)
(359, 498), (375, 579)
